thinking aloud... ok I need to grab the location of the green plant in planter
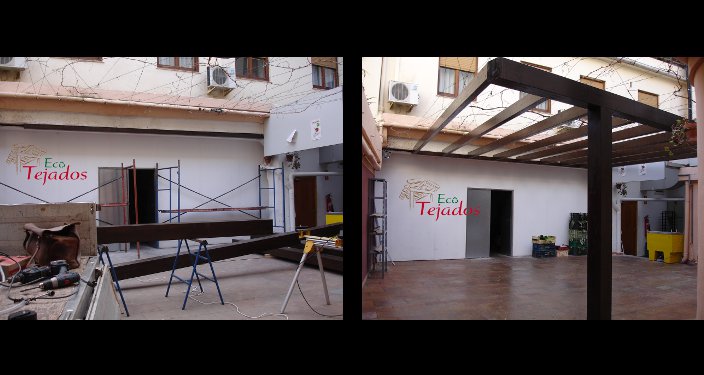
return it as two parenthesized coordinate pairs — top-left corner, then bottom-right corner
(666, 118), (697, 156)
(615, 183), (627, 196)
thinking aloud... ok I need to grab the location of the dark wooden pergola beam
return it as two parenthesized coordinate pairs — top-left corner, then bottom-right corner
(112, 223), (343, 280)
(494, 118), (630, 159)
(97, 220), (273, 244)
(413, 64), (494, 152)
(518, 124), (658, 161)
(569, 143), (695, 167)
(542, 132), (672, 164)
(610, 151), (697, 167)
(441, 94), (545, 154)
(489, 58), (680, 131)
(467, 106), (586, 156)
(386, 147), (580, 169)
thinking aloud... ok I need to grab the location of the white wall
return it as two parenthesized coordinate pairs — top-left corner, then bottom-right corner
(13, 57), (342, 111)
(0, 128), (265, 245)
(264, 86), (343, 156)
(377, 152), (587, 261)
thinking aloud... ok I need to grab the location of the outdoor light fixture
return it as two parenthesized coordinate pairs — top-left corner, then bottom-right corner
(383, 149), (391, 159)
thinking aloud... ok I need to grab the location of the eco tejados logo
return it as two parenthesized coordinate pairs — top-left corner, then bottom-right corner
(399, 179), (479, 221)
(6, 144), (88, 185)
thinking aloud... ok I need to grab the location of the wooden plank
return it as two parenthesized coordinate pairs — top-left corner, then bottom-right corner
(467, 106), (587, 156)
(97, 219), (273, 244)
(490, 57), (680, 131)
(518, 124), (659, 161)
(413, 64), (494, 151)
(112, 223), (342, 280)
(442, 94), (545, 154)
(495, 118), (630, 159)
(587, 105), (612, 320)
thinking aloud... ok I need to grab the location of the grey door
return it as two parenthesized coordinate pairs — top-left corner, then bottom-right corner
(98, 167), (128, 252)
(466, 188), (491, 258)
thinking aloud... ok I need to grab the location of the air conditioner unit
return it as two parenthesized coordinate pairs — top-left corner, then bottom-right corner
(388, 80), (419, 105)
(0, 57), (27, 70)
(207, 66), (235, 90)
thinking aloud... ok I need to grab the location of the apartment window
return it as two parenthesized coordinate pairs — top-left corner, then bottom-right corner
(157, 57), (198, 72)
(579, 75), (606, 90)
(235, 57), (268, 81)
(311, 57), (338, 89)
(437, 57), (477, 97)
(638, 90), (659, 108)
(519, 61), (552, 112)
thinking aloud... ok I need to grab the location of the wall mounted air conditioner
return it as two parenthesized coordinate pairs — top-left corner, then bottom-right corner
(0, 57), (27, 70)
(207, 66), (236, 90)
(388, 80), (419, 105)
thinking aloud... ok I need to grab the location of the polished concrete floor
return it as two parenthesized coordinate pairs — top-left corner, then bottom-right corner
(109, 246), (343, 320)
(362, 255), (696, 320)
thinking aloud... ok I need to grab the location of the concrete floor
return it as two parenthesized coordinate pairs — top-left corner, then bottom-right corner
(108, 245), (343, 320)
(362, 255), (696, 320)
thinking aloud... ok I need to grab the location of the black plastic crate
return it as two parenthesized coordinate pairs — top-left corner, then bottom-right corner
(532, 248), (557, 258)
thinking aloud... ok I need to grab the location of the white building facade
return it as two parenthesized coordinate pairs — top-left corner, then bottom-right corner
(0, 57), (343, 246)
(362, 57), (693, 261)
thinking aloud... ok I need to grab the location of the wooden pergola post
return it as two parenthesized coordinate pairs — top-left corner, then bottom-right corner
(586, 104), (613, 320)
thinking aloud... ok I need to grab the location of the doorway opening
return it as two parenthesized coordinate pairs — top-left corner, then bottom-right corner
(466, 188), (513, 258)
(294, 176), (317, 228)
(621, 201), (638, 256)
(128, 168), (158, 248)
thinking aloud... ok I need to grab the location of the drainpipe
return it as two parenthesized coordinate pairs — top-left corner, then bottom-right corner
(686, 64), (693, 120)
(287, 171), (343, 231)
(378, 57), (387, 116)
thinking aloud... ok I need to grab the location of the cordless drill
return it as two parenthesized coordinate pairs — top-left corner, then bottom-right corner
(38, 260), (80, 290)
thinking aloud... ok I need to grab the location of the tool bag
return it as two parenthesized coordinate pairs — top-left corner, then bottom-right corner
(22, 222), (81, 269)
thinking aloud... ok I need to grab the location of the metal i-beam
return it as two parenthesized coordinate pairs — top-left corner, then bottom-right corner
(442, 94), (544, 154)
(97, 220), (273, 244)
(413, 64), (494, 151)
(111, 223), (342, 280)
(489, 58), (679, 131)
(467, 106), (586, 156)
(587, 106), (612, 320)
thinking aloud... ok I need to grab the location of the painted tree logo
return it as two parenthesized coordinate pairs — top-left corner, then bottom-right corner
(5, 144), (46, 174)
(399, 179), (440, 208)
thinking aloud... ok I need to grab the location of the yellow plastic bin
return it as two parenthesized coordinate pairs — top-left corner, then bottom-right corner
(647, 231), (684, 264)
(326, 212), (343, 224)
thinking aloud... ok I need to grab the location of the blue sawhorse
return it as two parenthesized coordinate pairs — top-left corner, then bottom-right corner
(98, 245), (130, 317)
(165, 239), (224, 310)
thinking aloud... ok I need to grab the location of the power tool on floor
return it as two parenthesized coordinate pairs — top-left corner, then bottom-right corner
(39, 260), (79, 290)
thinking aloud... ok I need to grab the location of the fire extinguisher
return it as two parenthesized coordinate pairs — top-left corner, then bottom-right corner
(644, 215), (651, 235)
(326, 194), (334, 212)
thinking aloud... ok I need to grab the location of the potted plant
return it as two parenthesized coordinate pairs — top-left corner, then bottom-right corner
(615, 183), (627, 196)
(285, 152), (300, 170)
(665, 118), (697, 156)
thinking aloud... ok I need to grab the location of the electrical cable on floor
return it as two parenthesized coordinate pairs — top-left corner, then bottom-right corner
(186, 289), (289, 320)
(296, 280), (342, 318)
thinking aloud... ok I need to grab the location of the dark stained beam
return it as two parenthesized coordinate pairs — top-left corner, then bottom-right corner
(489, 58), (680, 131)
(542, 132), (672, 164)
(413, 64), (494, 151)
(386, 147), (583, 169)
(441, 94), (545, 154)
(97, 220), (273, 244)
(495, 118), (630, 159)
(587, 105), (612, 320)
(112, 223), (343, 280)
(467, 106), (586, 156)
(518, 124), (659, 161)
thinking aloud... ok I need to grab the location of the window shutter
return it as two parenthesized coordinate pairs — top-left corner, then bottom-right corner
(312, 57), (337, 69)
(638, 90), (659, 108)
(580, 76), (605, 90)
(439, 57), (477, 72)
